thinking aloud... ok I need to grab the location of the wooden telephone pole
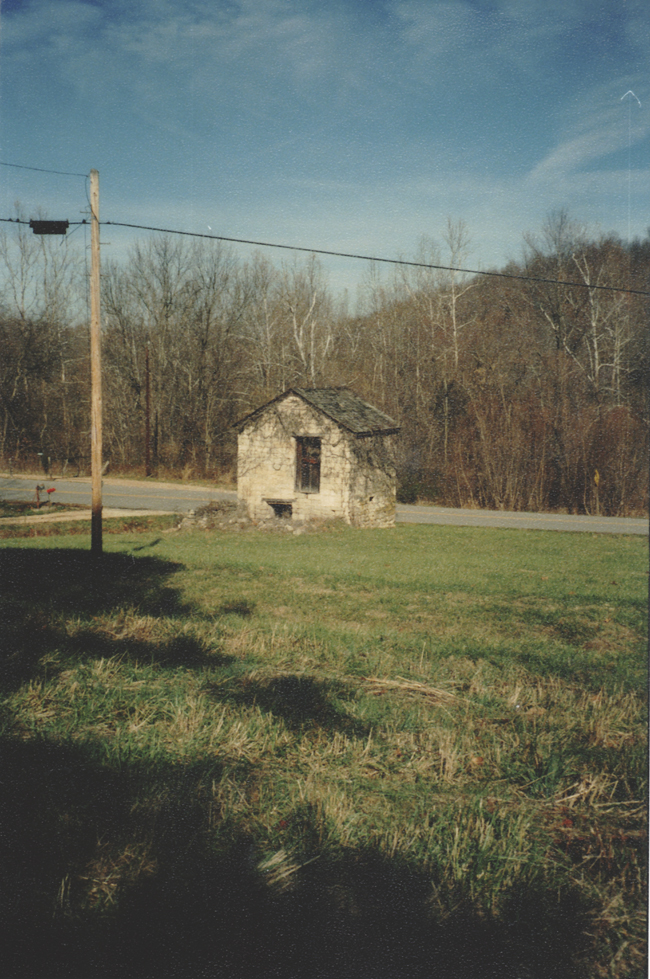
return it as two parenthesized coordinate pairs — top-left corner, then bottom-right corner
(145, 345), (151, 476)
(89, 169), (103, 555)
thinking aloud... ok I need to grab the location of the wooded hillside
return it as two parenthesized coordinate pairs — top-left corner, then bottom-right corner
(1, 212), (647, 515)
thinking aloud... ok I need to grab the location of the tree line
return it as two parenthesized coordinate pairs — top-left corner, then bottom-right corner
(1, 211), (647, 515)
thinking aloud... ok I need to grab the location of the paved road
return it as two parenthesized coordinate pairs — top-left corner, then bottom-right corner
(0, 474), (234, 514)
(2, 473), (647, 535)
(397, 503), (648, 535)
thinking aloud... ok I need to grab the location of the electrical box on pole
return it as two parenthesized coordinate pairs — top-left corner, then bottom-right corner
(29, 219), (69, 235)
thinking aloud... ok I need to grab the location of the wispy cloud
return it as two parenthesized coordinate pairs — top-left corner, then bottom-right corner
(529, 81), (649, 184)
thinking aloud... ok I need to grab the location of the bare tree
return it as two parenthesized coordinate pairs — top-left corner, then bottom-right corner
(278, 255), (336, 386)
(236, 253), (287, 401)
(570, 238), (629, 401)
(522, 209), (587, 357)
(0, 212), (84, 467)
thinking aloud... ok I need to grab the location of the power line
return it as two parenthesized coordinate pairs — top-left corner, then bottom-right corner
(0, 217), (86, 226)
(0, 160), (88, 178)
(0, 214), (647, 297)
(102, 220), (650, 297)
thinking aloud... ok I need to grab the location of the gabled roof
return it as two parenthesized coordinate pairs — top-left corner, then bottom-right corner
(234, 387), (400, 436)
(294, 388), (400, 435)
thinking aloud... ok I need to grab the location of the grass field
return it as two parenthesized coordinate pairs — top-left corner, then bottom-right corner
(0, 522), (646, 978)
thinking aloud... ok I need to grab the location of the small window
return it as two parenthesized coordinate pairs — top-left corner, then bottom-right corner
(296, 437), (321, 493)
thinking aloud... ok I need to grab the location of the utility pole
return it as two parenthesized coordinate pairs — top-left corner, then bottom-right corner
(27, 183), (103, 554)
(89, 169), (103, 555)
(145, 345), (151, 476)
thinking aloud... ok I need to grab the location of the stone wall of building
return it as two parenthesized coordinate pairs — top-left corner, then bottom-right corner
(347, 433), (397, 528)
(237, 395), (348, 522)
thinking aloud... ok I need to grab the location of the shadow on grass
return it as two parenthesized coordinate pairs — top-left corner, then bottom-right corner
(0, 547), (187, 619)
(212, 672), (370, 737)
(61, 627), (233, 670)
(0, 548), (224, 689)
(0, 734), (593, 979)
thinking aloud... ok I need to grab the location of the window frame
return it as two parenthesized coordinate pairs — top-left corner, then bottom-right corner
(295, 436), (321, 493)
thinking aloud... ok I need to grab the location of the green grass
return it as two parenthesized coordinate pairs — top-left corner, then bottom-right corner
(0, 523), (646, 979)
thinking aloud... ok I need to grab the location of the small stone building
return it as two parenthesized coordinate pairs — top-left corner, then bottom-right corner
(234, 388), (400, 527)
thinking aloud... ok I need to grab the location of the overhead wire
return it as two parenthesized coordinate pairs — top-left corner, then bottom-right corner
(0, 158), (646, 295)
(0, 215), (647, 297)
(0, 218), (86, 225)
(103, 220), (650, 297)
(0, 160), (88, 178)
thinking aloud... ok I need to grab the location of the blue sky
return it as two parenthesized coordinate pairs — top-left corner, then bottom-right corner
(0, 0), (648, 297)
